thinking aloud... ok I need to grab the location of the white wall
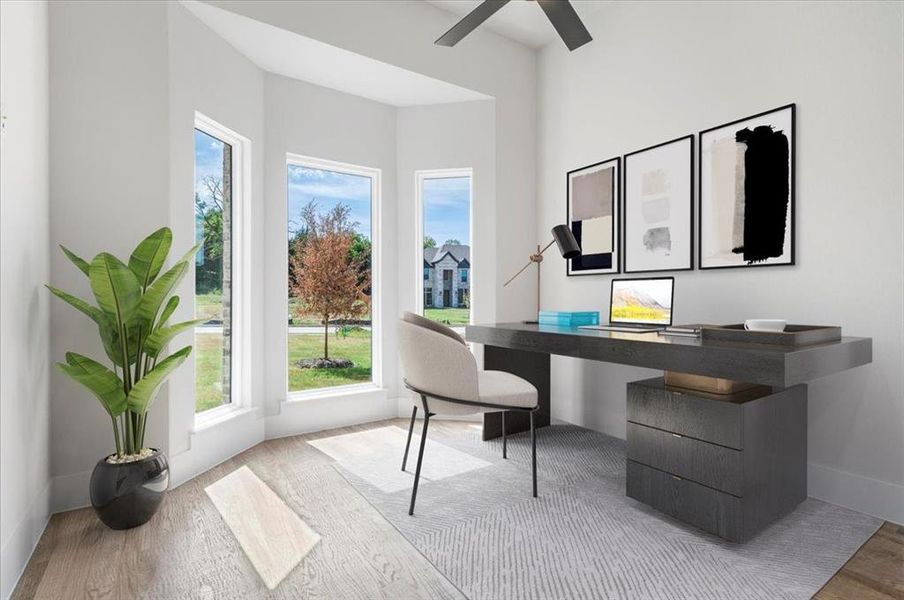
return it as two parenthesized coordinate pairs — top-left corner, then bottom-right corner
(396, 100), (496, 413)
(165, 2), (267, 485)
(537, 1), (904, 522)
(48, 0), (171, 511)
(262, 73), (400, 436)
(204, 0), (539, 322)
(0, 2), (51, 596)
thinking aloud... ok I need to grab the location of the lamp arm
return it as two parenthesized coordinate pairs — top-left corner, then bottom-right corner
(503, 238), (555, 287)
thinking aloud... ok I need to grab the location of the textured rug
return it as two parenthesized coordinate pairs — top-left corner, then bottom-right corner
(331, 424), (881, 600)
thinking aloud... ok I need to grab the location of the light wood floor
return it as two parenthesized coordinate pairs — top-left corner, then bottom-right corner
(13, 419), (903, 599)
(13, 419), (466, 600)
(815, 521), (904, 599)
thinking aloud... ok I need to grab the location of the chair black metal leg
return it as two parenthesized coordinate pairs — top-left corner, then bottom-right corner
(502, 411), (507, 459)
(408, 411), (430, 516)
(402, 405), (417, 471)
(530, 410), (537, 498)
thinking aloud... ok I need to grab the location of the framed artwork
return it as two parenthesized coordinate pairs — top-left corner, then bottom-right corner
(566, 157), (620, 276)
(623, 135), (694, 273)
(699, 104), (795, 269)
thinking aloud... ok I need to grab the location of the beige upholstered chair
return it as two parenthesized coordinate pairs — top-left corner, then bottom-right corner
(397, 311), (539, 515)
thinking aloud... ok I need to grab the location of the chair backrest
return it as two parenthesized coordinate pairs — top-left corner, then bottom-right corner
(397, 316), (479, 414)
(402, 311), (465, 345)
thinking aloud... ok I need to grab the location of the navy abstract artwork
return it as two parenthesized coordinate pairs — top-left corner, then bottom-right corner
(699, 104), (795, 269)
(567, 157), (621, 275)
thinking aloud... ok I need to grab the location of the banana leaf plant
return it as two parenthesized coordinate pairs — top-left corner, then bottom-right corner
(47, 227), (202, 459)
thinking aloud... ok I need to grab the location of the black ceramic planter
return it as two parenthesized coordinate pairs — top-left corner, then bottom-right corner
(89, 449), (169, 530)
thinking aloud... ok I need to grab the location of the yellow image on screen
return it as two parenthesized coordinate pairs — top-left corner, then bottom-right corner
(610, 279), (673, 325)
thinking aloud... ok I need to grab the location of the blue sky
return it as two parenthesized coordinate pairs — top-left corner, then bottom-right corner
(423, 176), (470, 246)
(288, 165), (371, 238)
(194, 129), (227, 264)
(286, 168), (471, 247)
(194, 129), (225, 203)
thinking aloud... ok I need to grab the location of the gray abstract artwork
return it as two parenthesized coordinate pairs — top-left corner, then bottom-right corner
(643, 226), (672, 254)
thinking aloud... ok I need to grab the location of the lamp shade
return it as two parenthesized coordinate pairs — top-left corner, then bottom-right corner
(551, 224), (581, 259)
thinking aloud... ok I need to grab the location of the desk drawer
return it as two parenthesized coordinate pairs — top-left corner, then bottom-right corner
(626, 422), (743, 496)
(627, 379), (746, 449)
(627, 460), (743, 542)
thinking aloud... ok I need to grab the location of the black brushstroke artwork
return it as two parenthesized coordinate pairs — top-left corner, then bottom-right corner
(734, 125), (790, 263)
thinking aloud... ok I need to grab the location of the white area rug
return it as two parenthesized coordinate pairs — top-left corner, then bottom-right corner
(309, 425), (491, 493)
(205, 466), (321, 590)
(336, 424), (882, 600)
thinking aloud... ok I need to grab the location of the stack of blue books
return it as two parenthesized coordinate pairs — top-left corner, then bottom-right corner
(538, 311), (600, 327)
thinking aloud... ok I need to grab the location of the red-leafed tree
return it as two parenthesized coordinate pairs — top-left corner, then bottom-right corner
(290, 201), (370, 360)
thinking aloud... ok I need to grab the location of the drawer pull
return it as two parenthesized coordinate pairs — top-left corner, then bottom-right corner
(672, 475), (683, 481)
(671, 433), (683, 439)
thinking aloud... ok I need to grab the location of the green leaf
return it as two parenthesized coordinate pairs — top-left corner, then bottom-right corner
(157, 296), (180, 328)
(60, 245), (90, 276)
(45, 285), (124, 366)
(178, 243), (201, 266)
(129, 227), (172, 290)
(57, 353), (127, 417)
(45, 285), (104, 323)
(89, 253), (141, 328)
(133, 260), (188, 329)
(127, 346), (192, 414)
(144, 318), (205, 358)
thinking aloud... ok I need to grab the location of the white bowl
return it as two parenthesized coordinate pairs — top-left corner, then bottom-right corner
(744, 319), (786, 332)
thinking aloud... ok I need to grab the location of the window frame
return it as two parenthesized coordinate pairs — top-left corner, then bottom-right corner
(414, 169), (473, 320)
(285, 153), (383, 400)
(193, 112), (252, 425)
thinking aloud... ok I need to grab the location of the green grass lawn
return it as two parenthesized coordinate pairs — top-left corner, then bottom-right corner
(195, 332), (227, 413)
(424, 307), (470, 326)
(288, 329), (372, 392)
(194, 328), (374, 412)
(196, 292), (223, 322)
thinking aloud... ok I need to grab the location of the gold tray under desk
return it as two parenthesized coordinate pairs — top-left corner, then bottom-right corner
(663, 371), (759, 395)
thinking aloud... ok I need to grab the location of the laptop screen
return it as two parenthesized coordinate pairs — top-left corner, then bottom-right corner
(610, 277), (674, 326)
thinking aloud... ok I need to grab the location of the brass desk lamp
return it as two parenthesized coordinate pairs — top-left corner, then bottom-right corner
(504, 225), (581, 324)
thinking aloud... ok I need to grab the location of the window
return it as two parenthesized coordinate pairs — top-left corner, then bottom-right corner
(423, 267), (429, 281)
(417, 170), (472, 331)
(287, 155), (380, 395)
(193, 115), (248, 414)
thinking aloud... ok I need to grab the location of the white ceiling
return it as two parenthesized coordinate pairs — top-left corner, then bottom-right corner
(182, 1), (492, 107)
(427, 0), (609, 49)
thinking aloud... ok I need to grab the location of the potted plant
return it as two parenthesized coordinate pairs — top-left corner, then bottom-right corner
(47, 227), (201, 530)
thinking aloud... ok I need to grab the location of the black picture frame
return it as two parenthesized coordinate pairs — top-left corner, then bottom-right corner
(566, 156), (621, 277)
(698, 103), (796, 270)
(609, 276), (675, 327)
(622, 135), (695, 274)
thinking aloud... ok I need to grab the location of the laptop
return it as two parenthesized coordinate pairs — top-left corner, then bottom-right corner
(579, 277), (674, 333)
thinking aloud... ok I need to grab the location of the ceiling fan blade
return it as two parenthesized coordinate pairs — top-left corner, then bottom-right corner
(435, 0), (511, 47)
(536, 0), (592, 51)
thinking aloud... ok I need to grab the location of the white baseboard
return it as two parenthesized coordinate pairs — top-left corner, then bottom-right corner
(266, 387), (397, 439)
(170, 407), (266, 489)
(1, 479), (51, 600)
(51, 469), (92, 513)
(808, 461), (904, 525)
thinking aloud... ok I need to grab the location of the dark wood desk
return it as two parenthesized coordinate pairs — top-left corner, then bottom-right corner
(465, 322), (872, 541)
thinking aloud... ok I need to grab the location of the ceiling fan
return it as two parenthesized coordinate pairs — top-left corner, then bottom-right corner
(435, 0), (592, 52)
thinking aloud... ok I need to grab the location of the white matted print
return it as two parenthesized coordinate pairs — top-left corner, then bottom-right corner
(567, 157), (620, 275)
(699, 104), (795, 269)
(623, 136), (694, 273)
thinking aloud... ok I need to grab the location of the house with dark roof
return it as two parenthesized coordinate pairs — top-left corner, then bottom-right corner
(423, 244), (470, 308)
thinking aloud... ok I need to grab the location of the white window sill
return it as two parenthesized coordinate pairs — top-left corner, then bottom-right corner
(192, 404), (258, 433)
(285, 382), (386, 404)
